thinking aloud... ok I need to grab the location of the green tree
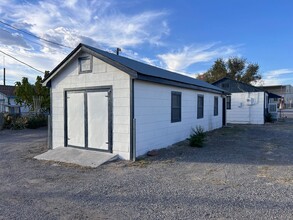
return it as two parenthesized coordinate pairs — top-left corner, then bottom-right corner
(197, 57), (261, 84)
(15, 76), (50, 112)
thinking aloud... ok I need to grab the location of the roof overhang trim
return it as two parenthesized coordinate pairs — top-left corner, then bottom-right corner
(137, 74), (229, 95)
(42, 44), (138, 86)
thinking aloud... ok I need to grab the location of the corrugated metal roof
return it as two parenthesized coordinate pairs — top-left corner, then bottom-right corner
(44, 43), (226, 93)
(212, 77), (264, 93)
(0, 85), (15, 97)
(84, 44), (225, 93)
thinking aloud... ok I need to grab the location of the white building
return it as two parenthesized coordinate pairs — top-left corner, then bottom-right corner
(260, 85), (293, 108)
(43, 44), (227, 160)
(0, 85), (28, 114)
(213, 77), (280, 124)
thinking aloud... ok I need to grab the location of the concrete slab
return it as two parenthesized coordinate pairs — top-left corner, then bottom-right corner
(34, 147), (118, 168)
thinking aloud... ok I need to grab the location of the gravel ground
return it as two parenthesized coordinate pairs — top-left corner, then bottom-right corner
(0, 121), (292, 220)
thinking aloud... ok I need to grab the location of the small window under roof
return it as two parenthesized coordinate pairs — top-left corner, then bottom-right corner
(79, 56), (92, 73)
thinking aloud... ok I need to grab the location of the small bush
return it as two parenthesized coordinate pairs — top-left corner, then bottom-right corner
(11, 117), (27, 130)
(3, 113), (15, 129)
(0, 113), (4, 130)
(26, 114), (47, 129)
(265, 113), (273, 123)
(3, 114), (27, 130)
(2, 113), (47, 130)
(189, 126), (206, 147)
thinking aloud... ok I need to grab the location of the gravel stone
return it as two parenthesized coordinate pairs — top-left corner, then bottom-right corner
(0, 121), (292, 219)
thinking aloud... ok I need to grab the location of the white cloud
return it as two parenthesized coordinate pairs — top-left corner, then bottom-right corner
(255, 68), (293, 86)
(0, 0), (170, 85)
(0, 45), (67, 85)
(157, 43), (237, 72)
(265, 68), (293, 79)
(0, 0), (169, 49)
(0, 29), (30, 48)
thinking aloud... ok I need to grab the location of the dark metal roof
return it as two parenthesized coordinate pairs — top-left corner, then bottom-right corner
(212, 77), (264, 93)
(44, 43), (226, 94)
(260, 85), (286, 89)
(0, 85), (15, 97)
(268, 92), (281, 99)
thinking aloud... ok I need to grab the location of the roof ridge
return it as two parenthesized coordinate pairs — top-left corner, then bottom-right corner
(44, 44), (226, 94)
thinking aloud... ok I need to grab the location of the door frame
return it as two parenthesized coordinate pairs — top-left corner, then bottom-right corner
(222, 97), (226, 126)
(64, 86), (113, 153)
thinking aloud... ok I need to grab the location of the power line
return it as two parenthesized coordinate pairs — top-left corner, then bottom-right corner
(0, 50), (44, 74)
(0, 27), (69, 55)
(0, 20), (73, 49)
(0, 27), (44, 47)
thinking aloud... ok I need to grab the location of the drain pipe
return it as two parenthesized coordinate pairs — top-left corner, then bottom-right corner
(130, 78), (136, 161)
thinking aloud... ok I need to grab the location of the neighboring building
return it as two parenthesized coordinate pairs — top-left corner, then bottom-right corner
(260, 85), (293, 108)
(0, 85), (22, 114)
(43, 43), (228, 160)
(213, 77), (280, 124)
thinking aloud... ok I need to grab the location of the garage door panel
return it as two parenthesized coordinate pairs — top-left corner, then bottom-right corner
(87, 91), (109, 150)
(67, 92), (85, 147)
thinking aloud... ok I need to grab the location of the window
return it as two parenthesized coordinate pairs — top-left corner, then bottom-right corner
(227, 96), (231, 109)
(197, 95), (204, 119)
(171, 92), (181, 123)
(79, 56), (92, 73)
(214, 96), (218, 116)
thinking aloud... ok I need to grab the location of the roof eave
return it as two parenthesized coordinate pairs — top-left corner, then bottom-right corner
(42, 44), (138, 87)
(137, 74), (229, 95)
(213, 77), (264, 92)
(42, 44), (83, 86)
(82, 46), (138, 78)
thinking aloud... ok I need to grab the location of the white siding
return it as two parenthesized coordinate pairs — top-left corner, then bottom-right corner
(51, 52), (131, 160)
(227, 92), (264, 124)
(0, 92), (8, 112)
(134, 80), (223, 157)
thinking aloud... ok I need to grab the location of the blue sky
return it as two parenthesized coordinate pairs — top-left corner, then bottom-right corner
(0, 0), (292, 86)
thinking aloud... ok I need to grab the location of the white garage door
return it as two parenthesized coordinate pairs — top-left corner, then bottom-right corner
(87, 91), (109, 150)
(66, 89), (111, 152)
(67, 92), (85, 148)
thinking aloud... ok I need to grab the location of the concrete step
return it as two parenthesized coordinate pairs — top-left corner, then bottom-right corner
(34, 147), (118, 168)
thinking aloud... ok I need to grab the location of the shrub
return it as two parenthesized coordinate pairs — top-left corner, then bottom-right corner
(26, 114), (47, 129)
(3, 113), (14, 129)
(189, 126), (206, 147)
(3, 114), (27, 130)
(0, 113), (4, 130)
(265, 112), (273, 123)
(11, 117), (27, 130)
(3, 113), (47, 130)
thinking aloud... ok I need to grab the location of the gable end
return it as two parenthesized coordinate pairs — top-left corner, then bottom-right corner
(43, 44), (138, 86)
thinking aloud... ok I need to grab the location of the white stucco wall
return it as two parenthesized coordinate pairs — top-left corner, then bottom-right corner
(134, 80), (223, 156)
(0, 92), (8, 112)
(8, 97), (30, 114)
(51, 52), (131, 159)
(0, 93), (26, 114)
(227, 92), (264, 124)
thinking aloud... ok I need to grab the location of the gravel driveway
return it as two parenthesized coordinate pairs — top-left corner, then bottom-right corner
(0, 121), (292, 219)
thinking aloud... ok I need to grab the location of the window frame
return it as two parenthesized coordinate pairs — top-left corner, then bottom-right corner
(171, 91), (182, 123)
(226, 95), (231, 110)
(214, 96), (218, 116)
(78, 56), (93, 74)
(197, 94), (204, 119)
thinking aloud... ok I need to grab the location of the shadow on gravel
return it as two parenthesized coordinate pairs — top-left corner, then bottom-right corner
(1, 121), (292, 167)
(141, 119), (293, 166)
